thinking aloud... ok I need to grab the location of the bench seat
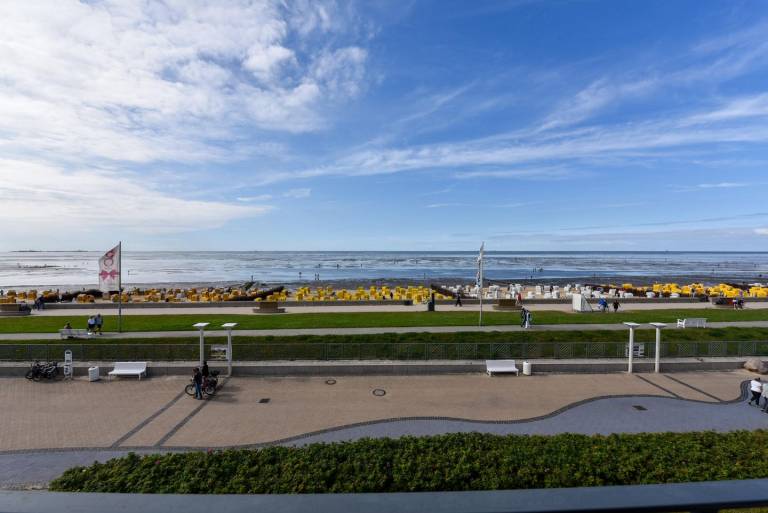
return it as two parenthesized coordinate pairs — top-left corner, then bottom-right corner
(59, 329), (94, 339)
(108, 362), (147, 380)
(486, 359), (520, 376)
(677, 318), (707, 328)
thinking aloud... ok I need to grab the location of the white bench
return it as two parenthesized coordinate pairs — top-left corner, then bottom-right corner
(108, 362), (147, 380)
(59, 328), (93, 339)
(677, 318), (707, 328)
(486, 359), (520, 376)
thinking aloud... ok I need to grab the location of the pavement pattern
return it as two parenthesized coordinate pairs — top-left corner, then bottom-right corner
(0, 370), (763, 489)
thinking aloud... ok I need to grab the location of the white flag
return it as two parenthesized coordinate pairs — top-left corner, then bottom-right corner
(476, 242), (484, 287)
(98, 244), (121, 292)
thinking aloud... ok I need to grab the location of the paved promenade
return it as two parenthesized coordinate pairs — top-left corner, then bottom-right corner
(1, 320), (768, 341)
(0, 370), (760, 488)
(20, 301), (768, 316)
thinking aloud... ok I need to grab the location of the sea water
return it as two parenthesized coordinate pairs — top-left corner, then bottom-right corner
(1, 251), (767, 288)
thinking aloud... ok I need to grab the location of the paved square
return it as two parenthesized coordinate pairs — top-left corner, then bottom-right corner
(0, 370), (753, 452)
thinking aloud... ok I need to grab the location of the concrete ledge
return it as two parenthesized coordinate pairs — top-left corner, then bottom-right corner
(0, 357), (751, 378)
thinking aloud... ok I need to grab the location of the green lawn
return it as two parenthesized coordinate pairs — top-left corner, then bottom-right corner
(0, 308), (765, 334)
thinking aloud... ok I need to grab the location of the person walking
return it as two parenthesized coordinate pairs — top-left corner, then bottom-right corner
(455, 294), (462, 307)
(749, 377), (762, 406)
(761, 382), (768, 413)
(94, 313), (103, 334)
(193, 368), (203, 400)
(612, 300), (620, 313)
(524, 309), (532, 329)
(86, 316), (96, 334)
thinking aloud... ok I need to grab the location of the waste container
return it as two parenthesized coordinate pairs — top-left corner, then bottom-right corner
(88, 366), (100, 382)
(523, 361), (532, 376)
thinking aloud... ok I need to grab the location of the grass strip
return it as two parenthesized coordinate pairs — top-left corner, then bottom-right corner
(0, 309), (766, 334)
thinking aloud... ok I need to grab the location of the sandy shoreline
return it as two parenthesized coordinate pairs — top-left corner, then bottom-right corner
(2, 273), (767, 292)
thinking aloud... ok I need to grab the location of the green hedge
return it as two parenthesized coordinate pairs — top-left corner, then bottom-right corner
(50, 431), (766, 493)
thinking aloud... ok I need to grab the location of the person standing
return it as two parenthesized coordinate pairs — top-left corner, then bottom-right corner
(524, 309), (532, 329)
(749, 377), (762, 406)
(761, 382), (768, 412)
(612, 300), (620, 313)
(455, 294), (462, 307)
(193, 368), (203, 400)
(94, 313), (103, 334)
(86, 316), (96, 334)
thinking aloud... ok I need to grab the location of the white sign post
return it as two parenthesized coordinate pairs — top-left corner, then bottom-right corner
(623, 322), (640, 374)
(650, 322), (667, 373)
(193, 322), (209, 367)
(221, 322), (238, 376)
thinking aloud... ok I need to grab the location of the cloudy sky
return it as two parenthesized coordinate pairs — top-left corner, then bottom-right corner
(1, 0), (768, 251)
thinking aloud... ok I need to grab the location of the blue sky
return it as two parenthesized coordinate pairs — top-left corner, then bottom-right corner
(1, 0), (768, 251)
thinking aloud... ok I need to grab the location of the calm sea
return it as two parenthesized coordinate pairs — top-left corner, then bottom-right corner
(1, 251), (767, 288)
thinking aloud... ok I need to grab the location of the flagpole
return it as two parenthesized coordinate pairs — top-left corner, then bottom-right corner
(118, 241), (122, 333)
(478, 243), (484, 327)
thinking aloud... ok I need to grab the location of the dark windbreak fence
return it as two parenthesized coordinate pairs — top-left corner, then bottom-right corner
(1, 340), (768, 362)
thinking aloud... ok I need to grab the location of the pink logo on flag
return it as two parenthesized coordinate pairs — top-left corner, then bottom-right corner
(98, 244), (121, 292)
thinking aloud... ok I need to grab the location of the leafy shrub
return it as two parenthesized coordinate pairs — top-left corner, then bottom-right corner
(50, 431), (766, 493)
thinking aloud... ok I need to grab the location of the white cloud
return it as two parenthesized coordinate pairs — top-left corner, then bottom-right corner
(696, 182), (750, 189)
(283, 188), (312, 198)
(0, 159), (268, 236)
(237, 194), (273, 202)
(756, 228), (768, 236)
(0, 0), (369, 164)
(312, 47), (368, 97)
(539, 78), (656, 131)
(683, 93), (768, 125)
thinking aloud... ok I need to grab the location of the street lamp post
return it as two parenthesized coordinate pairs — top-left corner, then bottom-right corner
(623, 322), (640, 374)
(193, 322), (209, 368)
(221, 322), (238, 376)
(650, 322), (667, 373)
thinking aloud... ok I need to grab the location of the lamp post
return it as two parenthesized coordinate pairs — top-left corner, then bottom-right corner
(221, 322), (238, 377)
(649, 322), (667, 373)
(623, 322), (640, 374)
(193, 322), (209, 368)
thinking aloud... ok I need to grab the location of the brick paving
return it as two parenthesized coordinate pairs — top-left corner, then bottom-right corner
(0, 370), (759, 488)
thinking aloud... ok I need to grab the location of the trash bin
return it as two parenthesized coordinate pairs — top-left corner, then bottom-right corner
(522, 361), (532, 376)
(88, 366), (100, 382)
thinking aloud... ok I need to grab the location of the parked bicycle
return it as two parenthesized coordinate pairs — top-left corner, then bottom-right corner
(184, 370), (219, 398)
(25, 361), (59, 381)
